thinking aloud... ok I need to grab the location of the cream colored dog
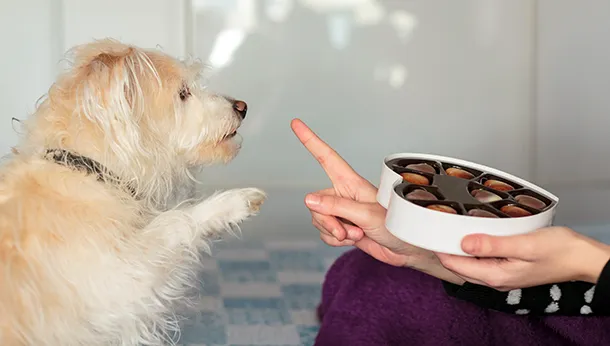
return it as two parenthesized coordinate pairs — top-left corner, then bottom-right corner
(0, 39), (266, 345)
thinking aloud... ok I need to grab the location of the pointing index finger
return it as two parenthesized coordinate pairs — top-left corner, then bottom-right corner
(291, 118), (357, 183)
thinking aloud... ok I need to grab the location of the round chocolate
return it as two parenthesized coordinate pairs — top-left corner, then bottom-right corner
(446, 167), (474, 179)
(470, 189), (502, 203)
(483, 179), (515, 192)
(467, 209), (500, 218)
(515, 194), (546, 210)
(500, 205), (532, 218)
(406, 189), (438, 201)
(401, 172), (430, 185)
(426, 204), (458, 214)
(406, 163), (436, 174)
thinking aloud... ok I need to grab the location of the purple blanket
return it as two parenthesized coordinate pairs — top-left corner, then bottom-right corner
(315, 249), (610, 346)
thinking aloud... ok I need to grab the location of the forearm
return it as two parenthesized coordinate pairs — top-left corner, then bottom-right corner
(443, 277), (607, 316)
(442, 236), (610, 316)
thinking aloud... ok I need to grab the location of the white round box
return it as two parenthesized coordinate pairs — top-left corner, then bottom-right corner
(376, 153), (559, 256)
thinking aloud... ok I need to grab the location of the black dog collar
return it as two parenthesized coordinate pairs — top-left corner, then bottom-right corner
(44, 149), (136, 197)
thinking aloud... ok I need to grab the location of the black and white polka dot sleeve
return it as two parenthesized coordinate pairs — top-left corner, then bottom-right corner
(442, 260), (610, 316)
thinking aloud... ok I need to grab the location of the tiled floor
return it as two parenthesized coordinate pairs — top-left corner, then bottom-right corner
(173, 225), (610, 346)
(176, 237), (347, 346)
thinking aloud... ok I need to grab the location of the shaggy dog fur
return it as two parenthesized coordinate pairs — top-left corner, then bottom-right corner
(0, 39), (266, 345)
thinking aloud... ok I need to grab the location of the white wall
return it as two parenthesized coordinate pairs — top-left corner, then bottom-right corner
(0, 0), (61, 152)
(534, 0), (610, 229)
(194, 0), (534, 190)
(0, 0), (608, 239)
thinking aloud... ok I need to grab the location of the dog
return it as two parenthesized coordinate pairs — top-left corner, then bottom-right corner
(0, 39), (266, 345)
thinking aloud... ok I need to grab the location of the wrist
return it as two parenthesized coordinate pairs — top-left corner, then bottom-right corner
(577, 237), (610, 284)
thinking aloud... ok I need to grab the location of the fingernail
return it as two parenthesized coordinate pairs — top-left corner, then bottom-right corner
(305, 194), (321, 206)
(462, 235), (480, 254)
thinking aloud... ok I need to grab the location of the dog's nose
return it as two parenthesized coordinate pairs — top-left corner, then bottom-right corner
(233, 100), (247, 119)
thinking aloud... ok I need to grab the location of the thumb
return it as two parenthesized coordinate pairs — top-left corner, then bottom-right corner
(305, 193), (377, 228)
(461, 233), (535, 260)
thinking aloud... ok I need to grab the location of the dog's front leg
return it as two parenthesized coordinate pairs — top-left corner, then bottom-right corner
(129, 188), (265, 344)
(145, 187), (266, 249)
(187, 187), (266, 237)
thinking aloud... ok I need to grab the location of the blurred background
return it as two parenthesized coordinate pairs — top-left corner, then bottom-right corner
(1, 0), (610, 241)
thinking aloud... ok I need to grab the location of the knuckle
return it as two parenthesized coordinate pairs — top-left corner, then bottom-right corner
(311, 212), (323, 223)
(313, 223), (325, 234)
(318, 215), (334, 230)
(321, 234), (341, 247)
(325, 195), (338, 210)
(314, 153), (327, 166)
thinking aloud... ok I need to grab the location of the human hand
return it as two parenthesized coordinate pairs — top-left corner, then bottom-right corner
(290, 118), (377, 243)
(290, 118), (464, 284)
(436, 227), (610, 291)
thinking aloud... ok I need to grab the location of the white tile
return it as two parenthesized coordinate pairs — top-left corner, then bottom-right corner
(277, 271), (326, 284)
(226, 325), (300, 345)
(323, 258), (337, 270)
(289, 310), (319, 325)
(215, 249), (269, 261)
(194, 296), (224, 311)
(265, 240), (319, 250)
(219, 282), (282, 298)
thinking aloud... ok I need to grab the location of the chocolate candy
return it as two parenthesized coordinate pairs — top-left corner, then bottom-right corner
(406, 163), (436, 174)
(426, 204), (458, 214)
(500, 205), (532, 218)
(389, 157), (555, 220)
(515, 195), (546, 210)
(471, 189), (502, 203)
(483, 179), (514, 192)
(401, 172), (430, 185)
(446, 167), (474, 179)
(406, 189), (438, 201)
(467, 209), (500, 218)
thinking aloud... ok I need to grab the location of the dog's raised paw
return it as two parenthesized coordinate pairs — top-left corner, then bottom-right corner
(188, 188), (266, 228)
(240, 188), (266, 213)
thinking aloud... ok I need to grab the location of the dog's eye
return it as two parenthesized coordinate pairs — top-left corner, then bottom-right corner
(179, 85), (191, 101)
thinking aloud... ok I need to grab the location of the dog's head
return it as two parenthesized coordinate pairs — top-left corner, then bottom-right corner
(25, 39), (246, 198)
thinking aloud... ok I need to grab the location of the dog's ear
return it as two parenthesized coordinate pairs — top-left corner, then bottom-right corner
(85, 48), (143, 109)
(80, 46), (146, 118)
(75, 42), (161, 161)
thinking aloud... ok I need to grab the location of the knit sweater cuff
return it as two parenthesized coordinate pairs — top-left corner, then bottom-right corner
(591, 259), (610, 314)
